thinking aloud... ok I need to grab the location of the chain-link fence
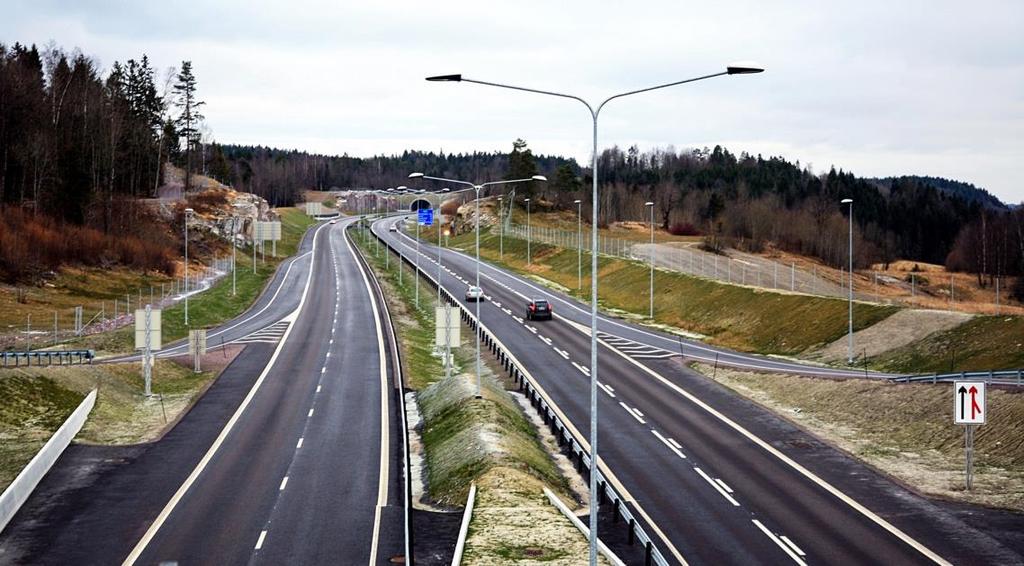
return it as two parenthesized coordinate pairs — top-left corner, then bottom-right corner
(504, 223), (1015, 313)
(2, 257), (233, 352)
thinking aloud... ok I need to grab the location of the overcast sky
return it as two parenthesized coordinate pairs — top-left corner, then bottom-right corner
(5, 0), (1023, 202)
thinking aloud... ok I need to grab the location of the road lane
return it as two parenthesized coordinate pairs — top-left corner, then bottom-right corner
(130, 217), (403, 565)
(371, 215), (1017, 565)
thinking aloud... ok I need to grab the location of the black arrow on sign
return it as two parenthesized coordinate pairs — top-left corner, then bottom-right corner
(958, 385), (967, 420)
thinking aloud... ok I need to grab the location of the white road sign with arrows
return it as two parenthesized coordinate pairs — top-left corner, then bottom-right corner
(954, 381), (986, 425)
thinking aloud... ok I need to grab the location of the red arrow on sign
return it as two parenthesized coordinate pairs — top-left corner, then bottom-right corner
(969, 386), (982, 419)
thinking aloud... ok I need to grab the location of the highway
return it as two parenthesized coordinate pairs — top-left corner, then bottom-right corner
(0, 217), (408, 565)
(372, 215), (1021, 566)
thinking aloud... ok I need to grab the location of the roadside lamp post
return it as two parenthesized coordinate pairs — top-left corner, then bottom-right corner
(425, 63), (763, 564)
(437, 188), (450, 303)
(525, 197), (532, 265)
(384, 190), (392, 269)
(397, 186), (408, 286)
(645, 201), (655, 318)
(409, 172), (546, 399)
(184, 207), (194, 326)
(841, 198), (854, 365)
(575, 199), (583, 293)
(497, 196), (504, 259)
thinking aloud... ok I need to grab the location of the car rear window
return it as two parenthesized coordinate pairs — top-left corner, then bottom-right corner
(535, 300), (548, 307)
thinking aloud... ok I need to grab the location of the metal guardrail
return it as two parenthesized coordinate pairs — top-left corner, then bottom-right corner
(2, 350), (95, 367)
(370, 224), (671, 566)
(890, 369), (1024, 386)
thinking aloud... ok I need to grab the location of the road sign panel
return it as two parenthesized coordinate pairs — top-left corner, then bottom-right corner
(954, 381), (986, 425)
(435, 306), (460, 347)
(418, 208), (434, 226)
(134, 308), (162, 350)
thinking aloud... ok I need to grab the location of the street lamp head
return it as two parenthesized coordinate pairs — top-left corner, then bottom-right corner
(524, 198), (530, 202)
(645, 201), (654, 206)
(841, 198), (853, 204)
(574, 199), (582, 204)
(726, 61), (765, 75)
(184, 207), (194, 215)
(426, 74), (462, 82)
(397, 186), (408, 191)
(408, 172), (424, 179)
(440, 188), (450, 192)
(532, 175), (548, 182)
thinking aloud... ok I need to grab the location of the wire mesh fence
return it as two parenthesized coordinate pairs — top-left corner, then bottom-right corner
(504, 223), (1013, 313)
(2, 257), (234, 352)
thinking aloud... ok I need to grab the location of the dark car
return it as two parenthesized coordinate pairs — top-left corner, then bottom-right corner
(526, 299), (552, 321)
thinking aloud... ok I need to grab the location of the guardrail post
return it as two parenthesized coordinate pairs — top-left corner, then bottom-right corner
(645, 541), (653, 566)
(613, 498), (620, 523)
(1018, 370), (1022, 386)
(628, 518), (636, 545)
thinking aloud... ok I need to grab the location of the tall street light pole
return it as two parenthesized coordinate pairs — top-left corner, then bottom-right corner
(645, 201), (655, 319)
(497, 196), (504, 260)
(525, 197), (532, 265)
(184, 207), (194, 326)
(409, 172), (546, 399)
(575, 199), (583, 293)
(426, 63), (763, 565)
(842, 198), (854, 364)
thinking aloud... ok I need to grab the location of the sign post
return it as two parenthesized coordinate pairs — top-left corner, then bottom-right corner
(954, 381), (986, 490)
(435, 305), (459, 378)
(189, 329), (207, 373)
(134, 306), (162, 396)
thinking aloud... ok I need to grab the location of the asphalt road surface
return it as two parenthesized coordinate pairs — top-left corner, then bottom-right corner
(0, 217), (407, 565)
(372, 215), (1022, 566)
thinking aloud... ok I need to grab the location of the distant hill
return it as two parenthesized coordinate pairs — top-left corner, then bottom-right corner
(874, 176), (1006, 211)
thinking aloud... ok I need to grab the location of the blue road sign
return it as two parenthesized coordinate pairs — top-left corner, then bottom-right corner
(418, 208), (434, 226)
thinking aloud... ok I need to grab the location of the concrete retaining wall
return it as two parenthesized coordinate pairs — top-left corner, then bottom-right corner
(0, 389), (97, 533)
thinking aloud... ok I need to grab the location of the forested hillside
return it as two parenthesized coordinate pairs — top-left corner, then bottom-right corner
(0, 42), (209, 282)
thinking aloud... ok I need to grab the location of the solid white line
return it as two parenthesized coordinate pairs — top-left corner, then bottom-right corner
(121, 221), (330, 566)
(296, 438), (304, 449)
(344, 223), (391, 566)
(781, 535), (807, 557)
(254, 530), (267, 550)
(602, 341), (949, 565)
(651, 429), (686, 459)
(619, 402), (646, 425)
(694, 467), (740, 507)
(715, 478), (734, 494)
(383, 221), (693, 564)
(752, 519), (807, 566)
(279, 476), (289, 491)
(667, 438), (682, 450)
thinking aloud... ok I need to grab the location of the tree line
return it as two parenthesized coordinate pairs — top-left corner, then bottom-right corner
(0, 42), (205, 229)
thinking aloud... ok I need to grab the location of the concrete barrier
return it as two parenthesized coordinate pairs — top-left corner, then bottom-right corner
(0, 389), (97, 533)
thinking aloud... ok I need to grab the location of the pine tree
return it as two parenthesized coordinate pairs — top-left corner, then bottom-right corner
(173, 61), (204, 194)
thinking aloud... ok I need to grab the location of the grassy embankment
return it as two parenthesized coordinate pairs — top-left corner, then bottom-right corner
(352, 226), (599, 564)
(446, 225), (898, 356)
(695, 363), (1024, 511)
(870, 315), (1024, 373)
(0, 357), (221, 492)
(65, 208), (316, 355)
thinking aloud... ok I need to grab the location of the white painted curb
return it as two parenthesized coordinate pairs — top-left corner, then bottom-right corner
(451, 482), (477, 566)
(544, 487), (626, 566)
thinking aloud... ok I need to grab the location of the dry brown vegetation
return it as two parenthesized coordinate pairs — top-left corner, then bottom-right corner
(0, 206), (177, 283)
(695, 364), (1024, 511)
